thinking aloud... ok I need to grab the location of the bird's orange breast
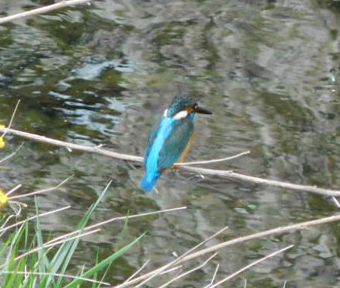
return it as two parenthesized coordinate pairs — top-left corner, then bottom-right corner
(176, 133), (195, 164)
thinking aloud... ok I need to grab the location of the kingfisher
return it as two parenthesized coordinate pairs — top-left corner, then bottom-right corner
(140, 96), (212, 192)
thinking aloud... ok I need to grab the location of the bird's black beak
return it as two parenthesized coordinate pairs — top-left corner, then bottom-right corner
(195, 106), (212, 115)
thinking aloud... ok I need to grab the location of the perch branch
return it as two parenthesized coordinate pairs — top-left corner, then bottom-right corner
(181, 166), (340, 197)
(1, 127), (340, 197)
(0, 0), (92, 24)
(176, 150), (250, 166)
(0, 127), (142, 162)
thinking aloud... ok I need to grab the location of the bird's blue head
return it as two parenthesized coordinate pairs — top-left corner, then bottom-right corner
(164, 96), (212, 120)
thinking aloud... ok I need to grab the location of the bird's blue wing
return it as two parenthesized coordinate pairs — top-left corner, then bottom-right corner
(144, 120), (160, 166)
(158, 118), (194, 170)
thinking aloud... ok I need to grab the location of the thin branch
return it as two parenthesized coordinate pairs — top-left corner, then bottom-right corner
(9, 175), (73, 200)
(0, 142), (24, 164)
(0, 206), (70, 235)
(1, 127), (339, 197)
(13, 228), (100, 263)
(159, 266), (183, 275)
(176, 151), (250, 166)
(126, 258), (151, 282)
(46, 206), (187, 245)
(208, 245), (294, 288)
(0, 214), (17, 238)
(158, 253), (218, 288)
(135, 226), (229, 287)
(5, 184), (22, 197)
(8, 201), (27, 216)
(332, 197), (340, 208)
(182, 165), (340, 197)
(1, 100), (20, 137)
(205, 263), (220, 288)
(114, 214), (340, 288)
(8, 207), (184, 270)
(0, 127), (142, 162)
(0, 0), (92, 24)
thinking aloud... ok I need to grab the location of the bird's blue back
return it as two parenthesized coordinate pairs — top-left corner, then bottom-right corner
(140, 114), (195, 192)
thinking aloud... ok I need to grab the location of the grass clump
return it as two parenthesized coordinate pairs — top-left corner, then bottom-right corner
(0, 181), (144, 287)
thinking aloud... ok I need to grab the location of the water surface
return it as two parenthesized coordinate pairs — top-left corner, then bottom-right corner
(1, 0), (340, 287)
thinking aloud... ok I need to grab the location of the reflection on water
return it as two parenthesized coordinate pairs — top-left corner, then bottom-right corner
(1, 0), (340, 286)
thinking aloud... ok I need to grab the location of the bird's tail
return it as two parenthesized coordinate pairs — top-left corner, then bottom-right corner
(140, 172), (160, 192)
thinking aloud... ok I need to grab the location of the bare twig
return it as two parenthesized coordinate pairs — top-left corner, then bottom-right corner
(135, 226), (229, 287)
(205, 263), (220, 288)
(182, 165), (340, 197)
(159, 266), (183, 275)
(0, 143), (24, 164)
(4, 207), (186, 271)
(1, 100), (20, 138)
(158, 253), (218, 288)
(176, 151), (250, 166)
(6, 184), (22, 197)
(0, 127), (142, 162)
(12, 228), (100, 263)
(8, 175), (73, 200)
(1, 127), (339, 197)
(113, 214), (340, 288)
(0, 0), (92, 24)
(126, 258), (151, 282)
(0, 214), (18, 238)
(332, 197), (340, 208)
(46, 206), (187, 245)
(0, 206), (70, 235)
(208, 245), (293, 288)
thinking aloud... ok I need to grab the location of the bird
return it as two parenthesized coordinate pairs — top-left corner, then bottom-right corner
(140, 96), (212, 192)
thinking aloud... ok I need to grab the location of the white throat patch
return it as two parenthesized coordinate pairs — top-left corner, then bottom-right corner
(173, 110), (188, 120)
(163, 109), (168, 117)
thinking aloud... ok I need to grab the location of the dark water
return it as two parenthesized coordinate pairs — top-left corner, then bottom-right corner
(1, 0), (340, 287)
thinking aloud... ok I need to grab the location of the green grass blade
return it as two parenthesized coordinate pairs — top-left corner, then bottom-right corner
(13, 260), (25, 288)
(34, 198), (50, 273)
(50, 180), (113, 287)
(64, 232), (145, 288)
(3, 224), (26, 288)
(115, 213), (130, 251)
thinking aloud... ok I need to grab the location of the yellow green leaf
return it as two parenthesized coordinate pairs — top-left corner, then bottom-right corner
(0, 137), (5, 149)
(0, 189), (8, 209)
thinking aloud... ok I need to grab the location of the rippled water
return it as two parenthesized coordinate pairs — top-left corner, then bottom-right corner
(1, 0), (340, 287)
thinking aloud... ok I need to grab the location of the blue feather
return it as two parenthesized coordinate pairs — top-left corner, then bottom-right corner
(140, 172), (160, 192)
